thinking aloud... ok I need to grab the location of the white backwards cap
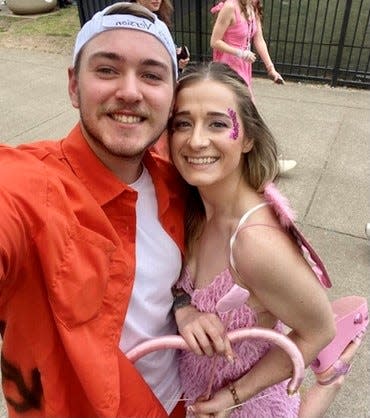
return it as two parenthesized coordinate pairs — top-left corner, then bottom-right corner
(73, 2), (178, 76)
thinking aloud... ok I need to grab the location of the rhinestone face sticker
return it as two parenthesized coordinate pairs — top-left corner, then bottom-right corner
(227, 108), (239, 140)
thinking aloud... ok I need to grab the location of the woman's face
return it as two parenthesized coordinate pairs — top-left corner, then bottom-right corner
(136, 0), (162, 12)
(170, 79), (253, 189)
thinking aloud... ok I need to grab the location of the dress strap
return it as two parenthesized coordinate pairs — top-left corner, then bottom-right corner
(233, 0), (241, 23)
(229, 202), (269, 272)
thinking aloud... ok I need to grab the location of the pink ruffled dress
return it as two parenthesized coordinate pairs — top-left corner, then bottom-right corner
(211, 0), (257, 97)
(177, 184), (331, 417)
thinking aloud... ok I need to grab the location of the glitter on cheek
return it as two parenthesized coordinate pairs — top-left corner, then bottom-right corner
(227, 108), (239, 140)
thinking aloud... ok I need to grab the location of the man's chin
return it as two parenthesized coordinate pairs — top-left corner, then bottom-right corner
(81, 121), (164, 158)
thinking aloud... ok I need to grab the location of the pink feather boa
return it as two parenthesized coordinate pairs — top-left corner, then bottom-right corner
(263, 182), (296, 228)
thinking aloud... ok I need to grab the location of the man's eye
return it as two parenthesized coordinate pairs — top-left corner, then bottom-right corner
(96, 67), (116, 76)
(143, 73), (163, 81)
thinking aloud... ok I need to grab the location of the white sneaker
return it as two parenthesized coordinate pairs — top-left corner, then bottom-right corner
(278, 159), (297, 174)
(366, 223), (370, 239)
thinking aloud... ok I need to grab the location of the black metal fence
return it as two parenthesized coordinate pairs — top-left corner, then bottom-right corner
(76, 0), (370, 88)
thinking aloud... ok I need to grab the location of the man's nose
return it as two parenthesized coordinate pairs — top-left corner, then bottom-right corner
(115, 73), (143, 102)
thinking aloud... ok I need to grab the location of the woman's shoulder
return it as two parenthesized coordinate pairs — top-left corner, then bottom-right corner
(234, 184), (295, 245)
(231, 192), (296, 266)
(234, 188), (283, 232)
(220, 0), (236, 14)
(231, 213), (301, 293)
(224, 0), (236, 8)
(234, 203), (285, 248)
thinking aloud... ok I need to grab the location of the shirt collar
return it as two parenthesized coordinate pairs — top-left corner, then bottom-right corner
(61, 123), (177, 211)
(61, 123), (132, 206)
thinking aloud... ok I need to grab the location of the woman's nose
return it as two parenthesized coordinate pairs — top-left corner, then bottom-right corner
(188, 127), (210, 149)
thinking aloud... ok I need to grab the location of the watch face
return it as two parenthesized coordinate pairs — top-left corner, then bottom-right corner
(177, 46), (190, 60)
(172, 292), (192, 312)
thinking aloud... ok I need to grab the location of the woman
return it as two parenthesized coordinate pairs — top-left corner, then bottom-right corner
(130, 0), (173, 27)
(210, 0), (283, 99)
(169, 62), (366, 417)
(129, 0), (190, 71)
(210, 0), (296, 173)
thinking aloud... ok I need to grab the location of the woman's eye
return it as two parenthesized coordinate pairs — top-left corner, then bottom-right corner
(211, 120), (228, 129)
(173, 119), (191, 130)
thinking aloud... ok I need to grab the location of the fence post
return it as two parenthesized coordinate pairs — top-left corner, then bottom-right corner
(75, 0), (85, 26)
(332, 0), (352, 86)
(195, 0), (203, 61)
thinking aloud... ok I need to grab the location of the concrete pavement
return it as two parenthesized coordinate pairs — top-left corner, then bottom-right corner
(0, 47), (369, 417)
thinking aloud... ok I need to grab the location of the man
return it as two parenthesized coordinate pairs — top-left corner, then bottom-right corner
(0, 3), (185, 417)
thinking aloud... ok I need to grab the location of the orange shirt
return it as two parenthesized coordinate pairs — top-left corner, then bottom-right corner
(0, 124), (185, 417)
(152, 130), (170, 160)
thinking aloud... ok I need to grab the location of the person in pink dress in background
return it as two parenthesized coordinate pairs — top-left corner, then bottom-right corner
(210, 0), (297, 173)
(210, 0), (283, 100)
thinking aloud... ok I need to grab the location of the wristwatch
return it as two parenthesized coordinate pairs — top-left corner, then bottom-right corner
(172, 290), (192, 313)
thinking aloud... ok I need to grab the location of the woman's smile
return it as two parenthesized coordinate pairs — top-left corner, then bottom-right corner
(185, 156), (219, 165)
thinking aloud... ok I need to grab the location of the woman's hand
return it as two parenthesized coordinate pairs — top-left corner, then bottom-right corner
(241, 50), (256, 63)
(267, 66), (285, 84)
(175, 304), (233, 358)
(188, 385), (235, 418)
(178, 57), (190, 71)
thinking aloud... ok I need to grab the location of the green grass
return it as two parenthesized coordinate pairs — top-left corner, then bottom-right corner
(0, 6), (80, 53)
(0, 7), (79, 35)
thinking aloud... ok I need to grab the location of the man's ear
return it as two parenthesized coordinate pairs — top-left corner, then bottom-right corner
(68, 66), (80, 109)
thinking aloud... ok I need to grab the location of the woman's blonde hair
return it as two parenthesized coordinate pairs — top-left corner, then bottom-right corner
(239, 0), (263, 20)
(170, 62), (279, 254)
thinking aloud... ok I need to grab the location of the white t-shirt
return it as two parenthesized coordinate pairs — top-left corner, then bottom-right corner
(119, 166), (183, 414)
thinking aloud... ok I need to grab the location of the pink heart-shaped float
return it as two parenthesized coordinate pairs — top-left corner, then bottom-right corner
(126, 327), (305, 395)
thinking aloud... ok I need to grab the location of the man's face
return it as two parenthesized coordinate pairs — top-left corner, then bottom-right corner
(68, 29), (174, 163)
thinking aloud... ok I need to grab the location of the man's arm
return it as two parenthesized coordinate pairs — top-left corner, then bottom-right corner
(0, 148), (46, 287)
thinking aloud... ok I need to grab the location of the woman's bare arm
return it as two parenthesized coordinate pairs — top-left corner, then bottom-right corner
(210, 4), (242, 57)
(253, 17), (284, 82)
(190, 224), (335, 416)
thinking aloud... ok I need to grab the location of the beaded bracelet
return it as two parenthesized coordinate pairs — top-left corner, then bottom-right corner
(228, 382), (241, 408)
